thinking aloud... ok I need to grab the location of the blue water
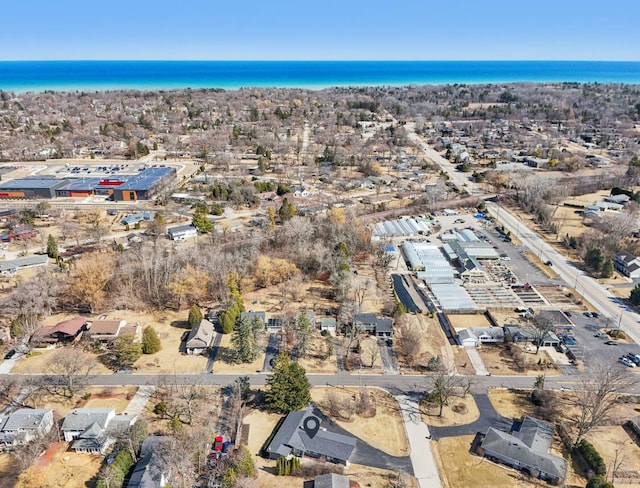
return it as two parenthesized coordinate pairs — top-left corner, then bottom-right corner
(1, 61), (640, 92)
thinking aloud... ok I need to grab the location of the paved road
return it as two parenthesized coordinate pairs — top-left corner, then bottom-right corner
(486, 201), (640, 345)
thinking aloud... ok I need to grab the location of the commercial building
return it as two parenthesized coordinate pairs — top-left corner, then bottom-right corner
(0, 167), (176, 202)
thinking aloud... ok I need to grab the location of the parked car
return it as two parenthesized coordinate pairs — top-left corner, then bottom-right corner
(3, 350), (16, 360)
(619, 357), (636, 368)
(594, 331), (609, 339)
(625, 353), (640, 365)
(592, 312), (600, 318)
(604, 340), (619, 346)
(562, 336), (577, 345)
(454, 218), (465, 224)
(583, 311), (593, 317)
(386, 338), (393, 347)
(627, 352), (640, 362)
(213, 435), (224, 451)
(545, 260), (553, 266)
(564, 310), (572, 317)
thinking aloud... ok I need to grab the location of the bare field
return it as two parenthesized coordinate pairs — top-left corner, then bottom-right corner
(479, 344), (560, 376)
(311, 387), (409, 457)
(296, 335), (338, 374)
(447, 313), (492, 329)
(17, 443), (103, 488)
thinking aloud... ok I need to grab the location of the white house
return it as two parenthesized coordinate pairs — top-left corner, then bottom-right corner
(457, 327), (504, 347)
(614, 250), (640, 279)
(167, 224), (198, 241)
(61, 408), (136, 454)
(0, 409), (54, 450)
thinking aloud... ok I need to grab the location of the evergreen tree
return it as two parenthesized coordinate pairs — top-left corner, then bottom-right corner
(231, 316), (263, 363)
(265, 352), (311, 413)
(142, 326), (162, 354)
(600, 258), (614, 278)
(113, 333), (142, 369)
(630, 283), (640, 306)
(46, 234), (58, 259)
(278, 197), (297, 221)
(188, 305), (203, 328)
(584, 247), (604, 272)
(192, 205), (213, 233)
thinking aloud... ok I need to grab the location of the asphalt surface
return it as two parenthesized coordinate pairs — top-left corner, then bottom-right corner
(428, 393), (510, 439)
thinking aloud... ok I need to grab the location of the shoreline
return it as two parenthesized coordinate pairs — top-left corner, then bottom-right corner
(2, 60), (640, 93)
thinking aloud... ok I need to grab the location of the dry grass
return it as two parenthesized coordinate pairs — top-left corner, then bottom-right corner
(478, 344), (560, 376)
(522, 251), (559, 279)
(357, 336), (383, 372)
(586, 425), (640, 483)
(16, 443), (103, 488)
(487, 389), (537, 419)
(129, 309), (209, 374)
(11, 346), (112, 375)
(0, 453), (20, 487)
(434, 435), (546, 488)
(297, 335), (338, 374)
(447, 313), (492, 329)
(422, 393), (480, 427)
(311, 387), (409, 457)
(212, 333), (265, 374)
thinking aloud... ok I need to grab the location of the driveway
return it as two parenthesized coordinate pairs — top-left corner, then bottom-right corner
(262, 333), (281, 372)
(205, 332), (223, 373)
(427, 393), (511, 439)
(395, 394), (441, 488)
(379, 339), (399, 375)
(310, 405), (413, 473)
(123, 385), (156, 417)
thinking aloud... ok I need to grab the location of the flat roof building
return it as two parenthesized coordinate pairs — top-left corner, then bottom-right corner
(0, 177), (68, 199)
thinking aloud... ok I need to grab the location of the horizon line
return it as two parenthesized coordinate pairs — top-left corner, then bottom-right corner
(2, 59), (640, 63)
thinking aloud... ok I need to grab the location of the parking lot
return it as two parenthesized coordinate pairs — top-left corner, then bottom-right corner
(564, 312), (640, 369)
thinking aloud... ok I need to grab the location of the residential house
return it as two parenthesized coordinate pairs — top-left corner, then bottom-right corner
(0, 409), (54, 450)
(62, 408), (136, 454)
(167, 224), (198, 241)
(184, 319), (215, 355)
(265, 408), (356, 465)
(0, 255), (49, 277)
(240, 311), (266, 327)
(87, 319), (139, 343)
(320, 318), (336, 333)
(457, 327), (504, 347)
(31, 317), (88, 344)
(477, 416), (567, 485)
(614, 250), (640, 279)
(267, 316), (284, 331)
(353, 313), (394, 337)
(127, 436), (171, 488)
(302, 473), (351, 488)
(605, 194), (630, 205)
(503, 326), (560, 347)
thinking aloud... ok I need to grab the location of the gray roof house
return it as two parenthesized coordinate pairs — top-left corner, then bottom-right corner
(478, 416), (567, 484)
(353, 313), (394, 337)
(185, 319), (215, 355)
(61, 408), (136, 454)
(265, 408), (356, 465)
(240, 311), (266, 326)
(127, 436), (171, 488)
(0, 408), (54, 450)
(614, 250), (640, 279)
(303, 473), (351, 488)
(503, 326), (560, 347)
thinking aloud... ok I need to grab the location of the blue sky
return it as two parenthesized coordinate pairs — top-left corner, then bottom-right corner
(2, 0), (639, 60)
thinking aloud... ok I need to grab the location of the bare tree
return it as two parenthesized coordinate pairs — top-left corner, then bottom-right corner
(529, 314), (555, 354)
(395, 316), (422, 368)
(563, 361), (640, 446)
(46, 348), (97, 398)
(428, 367), (464, 417)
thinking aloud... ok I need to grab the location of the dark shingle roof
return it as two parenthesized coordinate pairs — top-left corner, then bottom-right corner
(266, 409), (356, 463)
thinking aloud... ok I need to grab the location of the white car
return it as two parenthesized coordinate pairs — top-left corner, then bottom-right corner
(619, 357), (636, 368)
